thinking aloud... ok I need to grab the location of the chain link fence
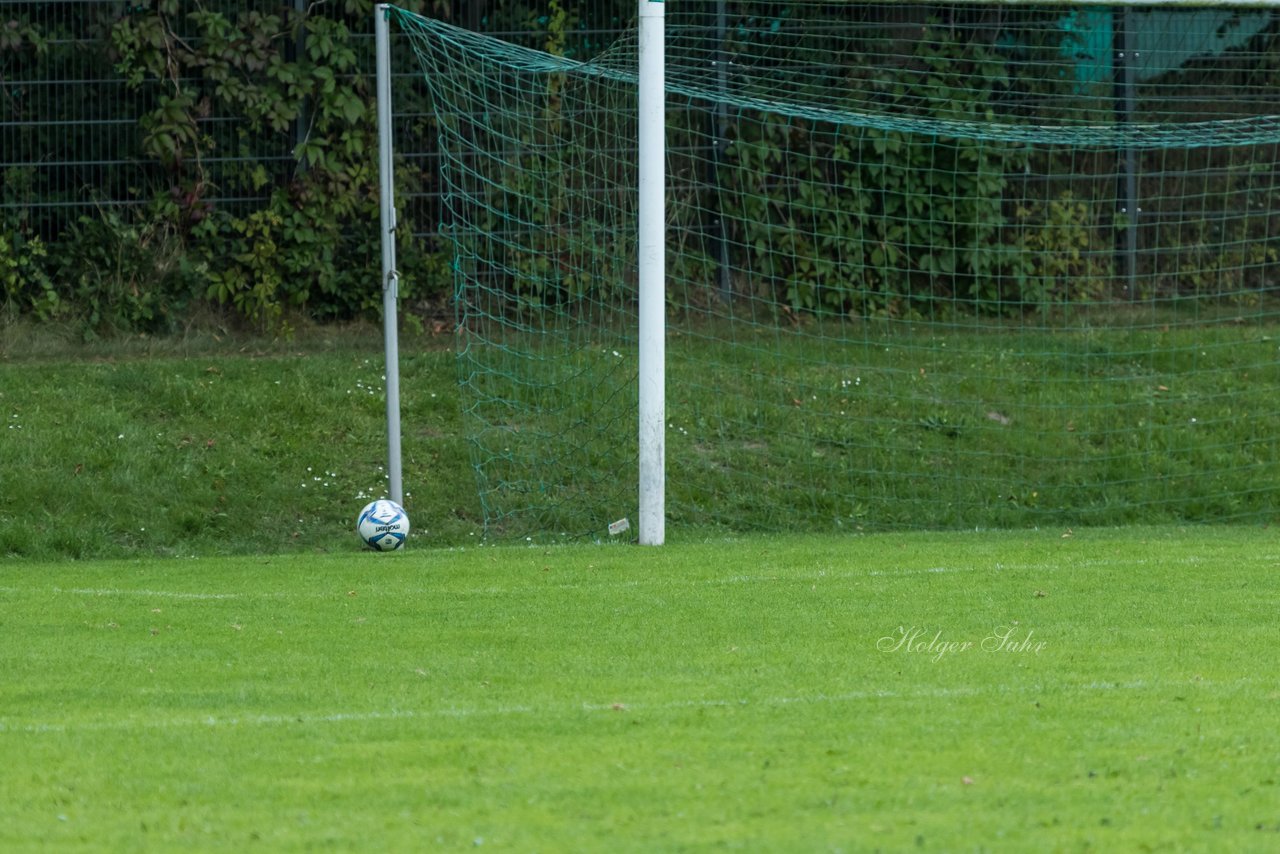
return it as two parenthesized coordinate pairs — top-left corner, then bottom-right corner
(0, 1), (632, 324)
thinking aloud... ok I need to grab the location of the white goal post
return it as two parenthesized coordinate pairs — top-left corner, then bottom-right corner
(373, 0), (667, 541)
(636, 0), (666, 545)
(375, 4), (403, 507)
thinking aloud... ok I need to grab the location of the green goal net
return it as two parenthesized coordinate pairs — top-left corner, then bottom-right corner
(391, 2), (1280, 538)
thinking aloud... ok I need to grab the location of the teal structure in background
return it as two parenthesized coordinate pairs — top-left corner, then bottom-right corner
(1062, 7), (1273, 89)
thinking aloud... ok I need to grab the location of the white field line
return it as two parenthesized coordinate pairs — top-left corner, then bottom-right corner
(0, 586), (285, 600)
(52, 586), (244, 600)
(1, 676), (1254, 737)
(11, 573), (983, 600)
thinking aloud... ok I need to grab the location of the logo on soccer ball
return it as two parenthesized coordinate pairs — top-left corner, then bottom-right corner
(357, 499), (410, 551)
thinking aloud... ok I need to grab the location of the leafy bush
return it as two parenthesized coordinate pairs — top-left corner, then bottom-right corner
(1, 230), (59, 322)
(56, 207), (206, 337)
(720, 32), (1029, 318)
(107, 3), (427, 328)
(5, 0), (443, 333)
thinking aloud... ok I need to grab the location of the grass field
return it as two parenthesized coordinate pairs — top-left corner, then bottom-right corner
(2, 319), (1278, 560)
(3, 526), (1278, 851)
(0, 326), (482, 559)
(2, 321), (1276, 849)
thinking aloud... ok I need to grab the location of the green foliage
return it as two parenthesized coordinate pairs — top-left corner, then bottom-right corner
(1156, 224), (1280, 305)
(55, 206), (206, 337)
(0, 231), (59, 321)
(6, 1), (442, 334)
(106, 4), (408, 328)
(197, 183), (394, 325)
(12, 3), (1280, 331)
(479, 79), (635, 311)
(1002, 191), (1111, 309)
(720, 29), (1035, 318)
(703, 18), (1280, 318)
(202, 207), (291, 326)
(0, 12), (47, 55)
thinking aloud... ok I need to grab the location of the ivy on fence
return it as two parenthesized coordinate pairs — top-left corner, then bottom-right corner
(3, 0), (448, 334)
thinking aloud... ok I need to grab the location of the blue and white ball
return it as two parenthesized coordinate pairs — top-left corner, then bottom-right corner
(357, 499), (410, 551)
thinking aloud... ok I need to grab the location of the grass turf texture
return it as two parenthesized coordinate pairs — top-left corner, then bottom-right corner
(2, 526), (1278, 850)
(0, 328), (482, 559)
(2, 320), (1279, 559)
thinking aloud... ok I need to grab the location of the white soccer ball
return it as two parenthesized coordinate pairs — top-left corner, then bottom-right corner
(356, 499), (410, 551)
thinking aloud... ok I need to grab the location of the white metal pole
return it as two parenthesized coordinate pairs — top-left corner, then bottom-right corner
(637, 0), (665, 545)
(375, 4), (404, 506)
